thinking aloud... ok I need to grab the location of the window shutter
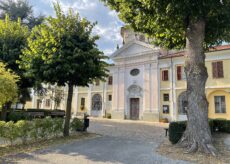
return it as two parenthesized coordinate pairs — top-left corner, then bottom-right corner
(177, 66), (182, 80)
(108, 76), (113, 85)
(162, 71), (165, 81)
(212, 62), (218, 78)
(165, 70), (169, 81)
(217, 61), (224, 78)
(162, 70), (168, 81)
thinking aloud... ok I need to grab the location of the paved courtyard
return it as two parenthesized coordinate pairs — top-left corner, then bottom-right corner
(1, 119), (190, 164)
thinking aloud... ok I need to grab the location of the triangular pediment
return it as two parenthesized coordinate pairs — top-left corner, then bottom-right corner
(110, 41), (157, 59)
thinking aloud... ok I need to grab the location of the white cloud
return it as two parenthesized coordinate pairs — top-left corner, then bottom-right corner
(29, 0), (124, 56)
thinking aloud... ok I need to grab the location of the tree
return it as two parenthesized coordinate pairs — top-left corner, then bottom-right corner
(0, 15), (33, 109)
(101, 0), (230, 155)
(0, 0), (44, 28)
(0, 62), (19, 120)
(20, 3), (109, 136)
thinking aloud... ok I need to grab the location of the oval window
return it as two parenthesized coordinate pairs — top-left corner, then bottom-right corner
(130, 69), (140, 76)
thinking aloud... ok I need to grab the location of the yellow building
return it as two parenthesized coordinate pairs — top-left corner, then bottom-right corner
(159, 45), (230, 121)
(27, 28), (230, 122)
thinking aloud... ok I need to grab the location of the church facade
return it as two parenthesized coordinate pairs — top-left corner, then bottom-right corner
(28, 27), (230, 122)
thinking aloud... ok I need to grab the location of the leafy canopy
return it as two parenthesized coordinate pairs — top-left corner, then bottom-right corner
(0, 62), (19, 108)
(0, 15), (33, 104)
(0, 0), (44, 29)
(20, 3), (109, 86)
(101, 0), (230, 49)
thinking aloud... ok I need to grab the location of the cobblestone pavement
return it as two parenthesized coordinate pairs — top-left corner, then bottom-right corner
(1, 119), (191, 164)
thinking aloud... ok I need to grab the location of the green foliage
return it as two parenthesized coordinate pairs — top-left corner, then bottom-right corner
(0, 62), (19, 107)
(15, 120), (31, 144)
(20, 2), (109, 136)
(20, 2), (109, 87)
(0, 121), (5, 138)
(3, 121), (18, 145)
(169, 119), (230, 144)
(52, 118), (64, 137)
(30, 118), (41, 141)
(0, 0), (44, 29)
(168, 121), (187, 144)
(7, 111), (30, 122)
(70, 118), (84, 131)
(0, 0), (32, 21)
(0, 118), (67, 145)
(0, 15), (35, 105)
(213, 119), (230, 133)
(40, 117), (53, 139)
(101, 0), (230, 49)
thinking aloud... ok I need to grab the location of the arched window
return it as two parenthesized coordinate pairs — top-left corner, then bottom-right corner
(92, 94), (102, 111)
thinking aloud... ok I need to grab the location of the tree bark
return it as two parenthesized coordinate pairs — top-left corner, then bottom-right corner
(178, 19), (217, 155)
(63, 83), (73, 137)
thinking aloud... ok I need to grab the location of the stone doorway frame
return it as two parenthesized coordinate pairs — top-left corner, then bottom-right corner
(126, 85), (143, 120)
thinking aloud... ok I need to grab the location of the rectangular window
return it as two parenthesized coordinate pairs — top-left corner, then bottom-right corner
(37, 99), (42, 109)
(177, 66), (186, 80)
(163, 94), (169, 101)
(163, 105), (170, 114)
(95, 79), (100, 86)
(81, 98), (85, 106)
(108, 76), (113, 85)
(215, 96), (226, 113)
(212, 61), (224, 78)
(177, 66), (182, 80)
(108, 95), (112, 101)
(162, 70), (169, 81)
(45, 99), (50, 107)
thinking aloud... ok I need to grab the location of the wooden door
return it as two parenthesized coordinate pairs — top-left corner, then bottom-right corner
(130, 98), (139, 120)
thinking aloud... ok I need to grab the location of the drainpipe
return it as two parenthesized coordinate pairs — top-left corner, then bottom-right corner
(102, 82), (105, 117)
(170, 56), (175, 121)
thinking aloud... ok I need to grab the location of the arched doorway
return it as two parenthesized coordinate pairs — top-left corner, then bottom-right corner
(178, 91), (188, 115)
(91, 94), (102, 117)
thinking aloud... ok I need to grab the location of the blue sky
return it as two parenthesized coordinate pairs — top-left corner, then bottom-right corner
(28, 0), (124, 56)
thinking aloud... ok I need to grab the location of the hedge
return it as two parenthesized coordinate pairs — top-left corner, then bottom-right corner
(6, 109), (65, 122)
(0, 117), (86, 146)
(168, 121), (187, 144)
(168, 119), (230, 144)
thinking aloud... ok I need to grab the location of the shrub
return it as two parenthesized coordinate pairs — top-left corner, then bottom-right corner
(168, 119), (230, 144)
(16, 120), (32, 144)
(70, 118), (84, 131)
(3, 121), (19, 145)
(213, 119), (230, 133)
(168, 121), (186, 144)
(0, 121), (6, 138)
(38, 117), (53, 139)
(106, 113), (111, 119)
(31, 118), (42, 141)
(7, 112), (30, 122)
(52, 118), (64, 137)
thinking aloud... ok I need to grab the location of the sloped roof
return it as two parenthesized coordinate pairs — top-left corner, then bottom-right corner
(110, 40), (158, 59)
(159, 45), (230, 59)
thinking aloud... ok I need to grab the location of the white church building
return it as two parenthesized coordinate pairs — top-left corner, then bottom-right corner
(28, 27), (230, 122)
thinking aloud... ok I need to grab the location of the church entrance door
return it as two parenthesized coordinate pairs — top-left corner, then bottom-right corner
(130, 98), (139, 120)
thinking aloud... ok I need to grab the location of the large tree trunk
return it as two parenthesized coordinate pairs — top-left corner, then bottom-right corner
(178, 19), (216, 155)
(63, 83), (73, 137)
